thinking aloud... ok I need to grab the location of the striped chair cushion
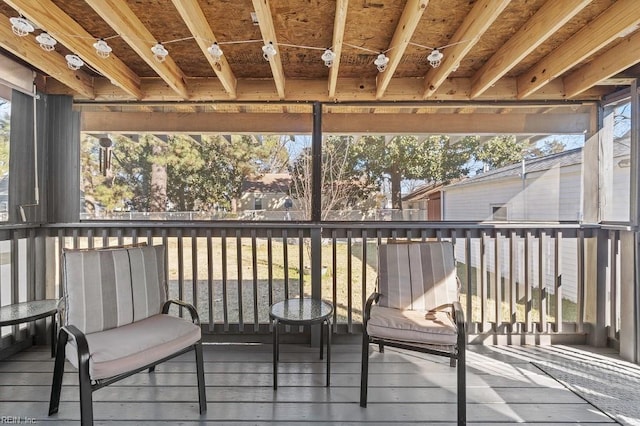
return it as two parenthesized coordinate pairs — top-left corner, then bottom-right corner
(378, 241), (458, 311)
(61, 245), (167, 334)
(129, 245), (166, 321)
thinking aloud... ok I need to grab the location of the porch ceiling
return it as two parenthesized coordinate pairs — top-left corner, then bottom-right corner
(0, 0), (638, 105)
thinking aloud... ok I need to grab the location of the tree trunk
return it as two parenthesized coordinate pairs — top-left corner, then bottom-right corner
(150, 144), (167, 212)
(390, 166), (402, 210)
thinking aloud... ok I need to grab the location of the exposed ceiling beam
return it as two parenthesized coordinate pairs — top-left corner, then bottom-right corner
(82, 111), (591, 135)
(328, 0), (348, 99)
(470, 0), (591, 99)
(82, 111), (311, 134)
(423, 0), (510, 98)
(51, 76), (607, 102)
(325, 112), (590, 134)
(171, 0), (237, 99)
(517, 0), (640, 99)
(84, 0), (190, 99)
(0, 22), (94, 98)
(564, 29), (640, 98)
(375, 0), (429, 99)
(4, 0), (141, 98)
(251, 0), (285, 99)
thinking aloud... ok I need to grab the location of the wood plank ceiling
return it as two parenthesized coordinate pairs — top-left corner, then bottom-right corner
(0, 0), (638, 105)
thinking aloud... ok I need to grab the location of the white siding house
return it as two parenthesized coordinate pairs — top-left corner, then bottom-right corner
(440, 145), (630, 304)
(444, 149), (585, 222)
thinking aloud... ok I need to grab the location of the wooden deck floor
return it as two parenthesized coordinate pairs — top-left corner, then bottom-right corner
(0, 339), (629, 425)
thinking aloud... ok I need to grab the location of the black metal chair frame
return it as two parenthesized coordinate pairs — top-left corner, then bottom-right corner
(360, 292), (467, 426)
(49, 299), (207, 426)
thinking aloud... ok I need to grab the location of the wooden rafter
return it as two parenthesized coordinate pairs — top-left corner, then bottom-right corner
(328, 0), (348, 99)
(564, 30), (640, 98)
(423, 0), (510, 98)
(470, 0), (591, 99)
(84, 0), (190, 99)
(0, 22), (94, 98)
(517, 0), (640, 99)
(171, 0), (237, 99)
(375, 0), (428, 99)
(4, 0), (141, 99)
(251, 0), (285, 99)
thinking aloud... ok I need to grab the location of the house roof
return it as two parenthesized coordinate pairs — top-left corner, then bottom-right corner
(446, 138), (631, 189)
(0, 0), (638, 105)
(447, 147), (584, 188)
(241, 173), (291, 193)
(402, 181), (443, 202)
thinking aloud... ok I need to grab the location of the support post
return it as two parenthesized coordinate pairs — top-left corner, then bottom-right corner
(310, 102), (323, 346)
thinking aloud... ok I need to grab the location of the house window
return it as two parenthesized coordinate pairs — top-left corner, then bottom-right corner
(492, 204), (508, 221)
(254, 197), (263, 210)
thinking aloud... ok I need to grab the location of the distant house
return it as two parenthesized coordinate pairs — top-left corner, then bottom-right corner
(237, 173), (295, 220)
(440, 143), (630, 304)
(401, 182), (444, 221)
(443, 143), (629, 222)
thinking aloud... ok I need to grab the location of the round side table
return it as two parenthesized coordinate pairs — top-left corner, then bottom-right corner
(0, 299), (59, 357)
(269, 298), (333, 390)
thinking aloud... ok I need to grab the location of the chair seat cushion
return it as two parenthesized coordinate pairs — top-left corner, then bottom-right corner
(367, 305), (457, 346)
(66, 314), (201, 380)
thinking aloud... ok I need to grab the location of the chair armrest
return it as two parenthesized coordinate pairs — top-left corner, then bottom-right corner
(162, 299), (201, 326)
(61, 325), (91, 367)
(363, 292), (380, 325)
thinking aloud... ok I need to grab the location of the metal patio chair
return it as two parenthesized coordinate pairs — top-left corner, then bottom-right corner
(360, 241), (466, 425)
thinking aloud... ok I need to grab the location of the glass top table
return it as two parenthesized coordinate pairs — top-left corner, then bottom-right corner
(0, 299), (59, 357)
(269, 298), (333, 390)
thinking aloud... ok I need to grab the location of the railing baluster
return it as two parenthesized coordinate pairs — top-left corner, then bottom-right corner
(494, 230), (501, 331)
(577, 229), (585, 333)
(509, 230), (517, 331)
(282, 229), (289, 299)
(332, 230), (337, 332)
(539, 230), (547, 333)
(554, 230), (563, 333)
(480, 230), (487, 332)
(207, 229), (214, 332)
(610, 230), (618, 339)
(524, 230), (532, 333)
(236, 229), (243, 332)
(191, 229), (198, 318)
(298, 229), (304, 298)
(221, 229), (229, 331)
(362, 230), (368, 325)
(177, 229), (184, 317)
(251, 229), (258, 331)
(267, 229), (273, 307)
(465, 230), (473, 332)
(347, 229), (353, 333)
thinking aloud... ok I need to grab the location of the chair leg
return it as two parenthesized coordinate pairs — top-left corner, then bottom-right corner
(378, 342), (384, 353)
(359, 331), (370, 407)
(78, 347), (94, 426)
(48, 329), (69, 416)
(195, 342), (207, 413)
(457, 345), (466, 425)
(450, 356), (456, 367)
(148, 366), (156, 373)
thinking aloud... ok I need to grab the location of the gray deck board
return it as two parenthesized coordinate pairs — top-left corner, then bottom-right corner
(0, 343), (628, 424)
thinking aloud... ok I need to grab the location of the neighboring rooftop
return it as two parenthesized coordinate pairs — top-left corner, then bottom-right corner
(241, 173), (291, 193)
